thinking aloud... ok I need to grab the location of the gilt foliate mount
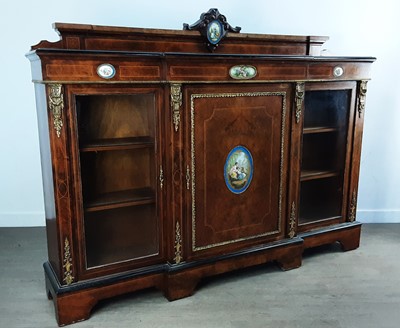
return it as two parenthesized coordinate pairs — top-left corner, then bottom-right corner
(183, 8), (241, 52)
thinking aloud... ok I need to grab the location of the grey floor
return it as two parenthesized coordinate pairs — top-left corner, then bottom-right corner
(0, 224), (399, 328)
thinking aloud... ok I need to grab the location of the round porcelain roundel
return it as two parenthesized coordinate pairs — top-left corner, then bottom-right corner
(224, 146), (253, 194)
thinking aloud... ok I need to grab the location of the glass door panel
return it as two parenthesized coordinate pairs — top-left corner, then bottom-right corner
(299, 89), (350, 225)
(76, 94), (158, 268)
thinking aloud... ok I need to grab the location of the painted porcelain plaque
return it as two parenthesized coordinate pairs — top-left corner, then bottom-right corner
(224, 146), (253, 194)
(333, 66), (344, 77)
(207, 20), (223, 44)
(97, 63), (116, 79)
(229, 65), (257, 80)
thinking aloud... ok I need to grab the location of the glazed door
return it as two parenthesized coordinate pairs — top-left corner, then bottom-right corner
(184, 84), (291, 259)
(296, 81), (357, 233)
(69, 85), (165, 279)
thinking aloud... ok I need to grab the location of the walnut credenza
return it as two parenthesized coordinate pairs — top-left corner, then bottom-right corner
(27, 9), (375, 326)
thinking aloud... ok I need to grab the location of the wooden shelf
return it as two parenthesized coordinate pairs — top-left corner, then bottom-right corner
(303, 126), (338, 134)
(84, 187), (155, 212)
(299, 215), (342, 225)
(80, 136), (155, 152)
(300, 170), (339, 181)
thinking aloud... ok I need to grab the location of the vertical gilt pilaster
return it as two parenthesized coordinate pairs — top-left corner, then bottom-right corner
(174, 221), (183, 264)
(288, 202), (296, 238)
(357, 80), (368, 118)
(159, 165), (164, 190)
(62, 237), (74, 285)
(48, 84), (64, 138)
(295, 82), (305, 124)
(349, 190), (357, 222)
(171, 84), (182, 132)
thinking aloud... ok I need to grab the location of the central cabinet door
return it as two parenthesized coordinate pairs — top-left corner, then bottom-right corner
(185, 84), (291, 258)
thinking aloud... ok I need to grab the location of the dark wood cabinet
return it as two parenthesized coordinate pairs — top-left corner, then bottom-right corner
(27, 9), (374, 326)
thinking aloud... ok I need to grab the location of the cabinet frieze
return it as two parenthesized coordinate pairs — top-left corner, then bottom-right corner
(38, 60), (372, 83)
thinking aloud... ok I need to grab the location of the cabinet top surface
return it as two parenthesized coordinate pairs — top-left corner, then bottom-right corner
(29, 22), (325, 54)
(28, 22), (375, 62)
(52, 22), (326, 42)
(28, 7), (375, 60)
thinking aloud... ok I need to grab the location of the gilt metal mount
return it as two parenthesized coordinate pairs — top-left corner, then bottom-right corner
(349, 190), (357, 222)
(289, 202), (296, 238)
(174, 221), (183, 264)
(171, 84), (182, 132)
(62, 238), (74, 285)
(295, 82), (305, 124)
(358, 81), (368, 118)
(48, 84), (64, 138)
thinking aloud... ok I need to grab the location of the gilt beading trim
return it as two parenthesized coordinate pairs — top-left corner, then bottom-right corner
(190, 91), (286, 251)
(186, 165), (191, 190)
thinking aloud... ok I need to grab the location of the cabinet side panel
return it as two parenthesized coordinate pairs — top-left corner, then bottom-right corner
(34, 83), (60, 279)
(347, 81), (368, 222)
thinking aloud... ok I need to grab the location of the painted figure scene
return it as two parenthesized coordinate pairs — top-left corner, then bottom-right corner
(225, 146), (253, 194)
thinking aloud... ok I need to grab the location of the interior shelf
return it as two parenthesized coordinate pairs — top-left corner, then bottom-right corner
(84, 187), (155, 212)
(299, 215), (342, 225)
(80, 136), (155, 152)
(303, 126), (338, 134)
(300, 170), (340, 181)
(298, 175), (343, 225)
(84, 204), (158, 268)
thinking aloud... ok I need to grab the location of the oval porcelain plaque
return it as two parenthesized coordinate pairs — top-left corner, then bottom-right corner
(97, 63), (116, 79)
(207, 20), (223, 44)
(224, 146), (253, 194)
(229, 65), (257, 80)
